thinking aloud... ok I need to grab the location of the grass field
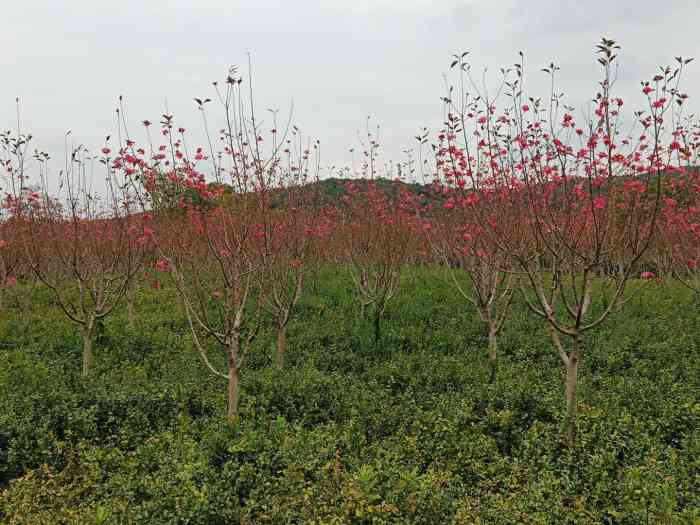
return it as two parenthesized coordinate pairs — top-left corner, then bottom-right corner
(0, 268), (698, 523)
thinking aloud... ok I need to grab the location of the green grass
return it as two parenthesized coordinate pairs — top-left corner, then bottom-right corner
(0, 269), (698, 524)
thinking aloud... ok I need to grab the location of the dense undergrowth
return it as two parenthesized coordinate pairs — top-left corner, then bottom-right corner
(0, 268), (698, 524)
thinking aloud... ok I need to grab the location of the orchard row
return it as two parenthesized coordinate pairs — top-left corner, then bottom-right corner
(1, 39), (699, 446)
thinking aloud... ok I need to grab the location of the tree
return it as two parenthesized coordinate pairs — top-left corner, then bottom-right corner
(23, 141), (147, 376)
(261, 131), (326, 369)
(343, 180), (415, 343)
(433, 39), (697, 446)
(125, 65), (308, 426)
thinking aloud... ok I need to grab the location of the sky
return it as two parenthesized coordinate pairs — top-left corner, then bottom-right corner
(2, 0), (700, 190)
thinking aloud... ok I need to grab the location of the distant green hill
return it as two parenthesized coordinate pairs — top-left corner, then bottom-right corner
(276, 177), (443, 208)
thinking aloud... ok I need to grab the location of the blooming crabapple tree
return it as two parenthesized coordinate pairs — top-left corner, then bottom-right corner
(439, 39), (696, 446)
(426, 75), (522, 381)
(658, 167), (700, 302)
(648, 119), (700, 300)
(343, 180), (416, 343)
(0, 215), (26, 311)
(431, 140), (515, 383)
(0, 127), (36, 311)
(126, 66), (309, 427)
(160, 203), (268, 429)
(14, 137), (149, 377)
(261, 131), (331, 369)
(1, 140), (22, 309)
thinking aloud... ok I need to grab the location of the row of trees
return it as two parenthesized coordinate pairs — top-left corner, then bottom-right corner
(1, 40), (699, 446)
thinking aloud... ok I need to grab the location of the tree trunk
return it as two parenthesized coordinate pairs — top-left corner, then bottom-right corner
(82, 321), (95, 377)
(126, 282), (136, 329)
(487, 328), (498, 383)
(275, 323), (287, 369)
(227, 344), (241, 429)
(565, 342), (579, 447)
(373, 310), (381, 344)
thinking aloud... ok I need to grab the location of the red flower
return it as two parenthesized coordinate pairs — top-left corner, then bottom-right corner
(155, 260), (170, 272)
(640, 271), (655, 280)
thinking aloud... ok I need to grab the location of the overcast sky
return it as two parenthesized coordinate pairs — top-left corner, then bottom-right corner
(3, 0), (700, 186)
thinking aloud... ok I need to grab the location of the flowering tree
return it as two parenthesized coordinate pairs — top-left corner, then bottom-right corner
(430, 181), (515, 382)
(123, 65), (315, 426)
(0, 127), (33, 311)
(657, 167), (700, 301)
(433, 39), (697, 445)
(343, 180), (416, 343)
(0, 212), (23, 312)
(429, 83), (523, 381)
(17, 138), (149, 376)
(259, 128), (329, 369)
(161, 203), (268, 428)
